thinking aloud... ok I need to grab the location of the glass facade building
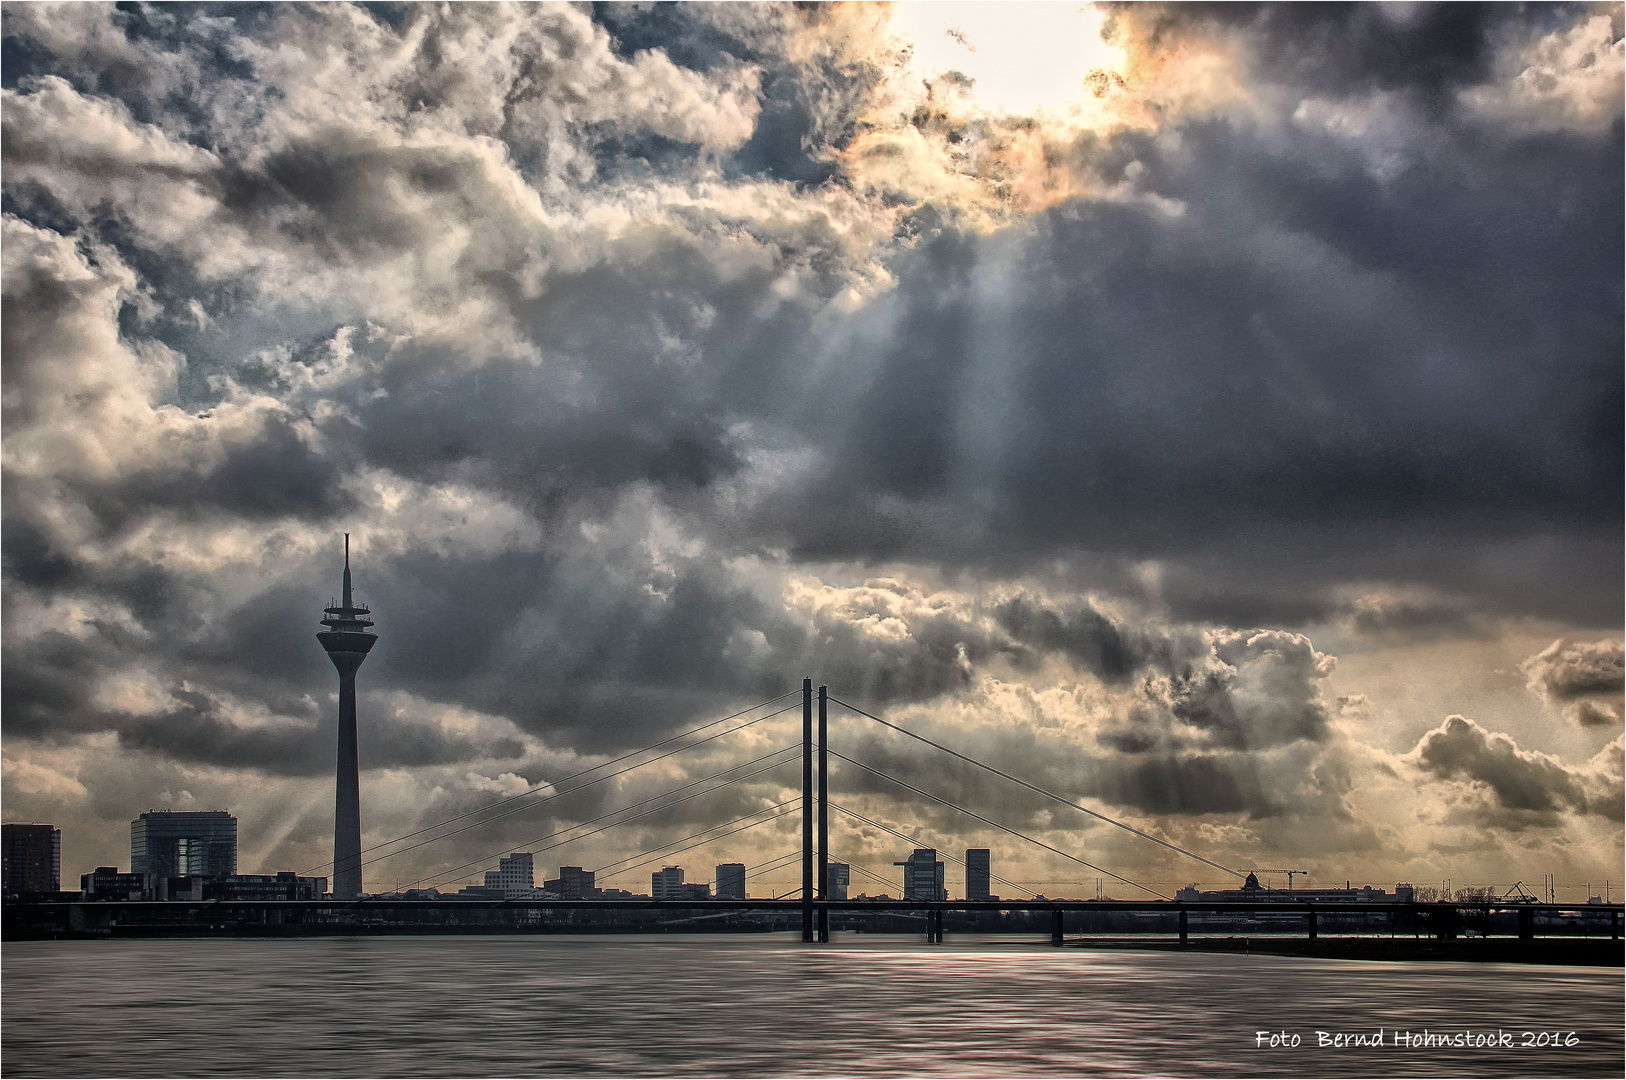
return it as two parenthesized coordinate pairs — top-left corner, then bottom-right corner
(965, 848), (993, 901)
(895, 848), (946, 901)
(130, 811), (237, 879)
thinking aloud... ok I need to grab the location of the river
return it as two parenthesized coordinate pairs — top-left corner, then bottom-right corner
(3, 935), (1620, 1077)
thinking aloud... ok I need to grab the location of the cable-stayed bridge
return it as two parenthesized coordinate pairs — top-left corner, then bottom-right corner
(12, 681), (1621, 951)
(314, 680), (1233, 915)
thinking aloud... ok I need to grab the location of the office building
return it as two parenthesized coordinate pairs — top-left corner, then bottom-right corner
(651, 866), (685, 898)
(483, 852), (535, 898)
(966, 848), (992, 901)
(81, 867), (156, 901)
(826, 862), (850, 901)
(650, 867), (709, 899)
(317, 535), (378, 898)
(131, 810), (237, 879)
(3, 823), (61, 894)
(715, 863), (746, 900)
(895, 848), (946, 901)
(205, 873), (327, 901)
(543, 866), (599, 900)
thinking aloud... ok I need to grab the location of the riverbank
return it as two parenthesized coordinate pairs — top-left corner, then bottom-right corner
(1068, 935), (1624, 966)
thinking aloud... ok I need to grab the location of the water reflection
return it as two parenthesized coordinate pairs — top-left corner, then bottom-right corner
(4, 935), (1620, 1077)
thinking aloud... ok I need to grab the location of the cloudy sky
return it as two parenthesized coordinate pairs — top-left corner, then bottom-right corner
(3, 1), (1621, 899)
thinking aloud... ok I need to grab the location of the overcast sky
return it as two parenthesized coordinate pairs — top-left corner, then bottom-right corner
(3, 2), (1621, 899)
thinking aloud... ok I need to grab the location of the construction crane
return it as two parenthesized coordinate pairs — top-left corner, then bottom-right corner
(1256, 869), (1310, 891)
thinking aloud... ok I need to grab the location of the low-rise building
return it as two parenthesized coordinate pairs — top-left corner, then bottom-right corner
(80, 867), (156, 901)
(453, 885), (507, 900)
(1184, 873), (1413, 903)
(205, 873), (327, 901)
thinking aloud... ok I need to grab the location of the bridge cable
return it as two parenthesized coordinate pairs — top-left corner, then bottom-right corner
(311, 699), (801, 877)
(590, 802), (801, 882)
(828, 795), (1125, 900)
(830, 696), (1241, 880)
(411, 753), (802, 892)
(744, 851), (803, 882)
(825, 854), (902, 896)
(828, 750), (1163, 898)
(413, 756), (799, 892)
(303, 689), (801, 874)
(368, 743), (800, 880)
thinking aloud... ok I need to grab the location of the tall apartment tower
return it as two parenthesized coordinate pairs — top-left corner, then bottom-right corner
(965, 848), (992, 901)
(2, 823), (61, 894)
(131, 811), (237, 878)
(317, 535), (377, 899)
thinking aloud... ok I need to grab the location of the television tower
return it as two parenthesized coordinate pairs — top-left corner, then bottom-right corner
(317, 534), (376, 898)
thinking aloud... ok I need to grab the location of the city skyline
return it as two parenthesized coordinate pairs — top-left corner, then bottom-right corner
(2, 4), (1621, 900)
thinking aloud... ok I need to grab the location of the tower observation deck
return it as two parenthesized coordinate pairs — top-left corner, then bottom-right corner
(317, 534), (377, 898)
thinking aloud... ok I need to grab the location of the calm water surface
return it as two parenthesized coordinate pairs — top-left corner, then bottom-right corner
(3, 935), (1621, 1077)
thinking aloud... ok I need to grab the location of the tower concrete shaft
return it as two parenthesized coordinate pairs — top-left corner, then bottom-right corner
(317, 535), (376, 898)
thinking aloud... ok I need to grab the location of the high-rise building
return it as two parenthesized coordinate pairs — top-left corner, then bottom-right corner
(715, 863), (746, 900)
(483, 852), (534, 898)
(543, 866), (599, 899)
(895, 848), (946, 901)
(650, 866), (707, 899)
(131, 811), (237, 879)
(825, 862), (850, 901)
(2, 823), (61, 894)
(966, 848), (992, 901)
(317, 535), (378, 899)
(651, 865), (685, 899)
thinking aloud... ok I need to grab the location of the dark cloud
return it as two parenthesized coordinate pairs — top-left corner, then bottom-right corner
(1565, 700), (1623, 728)
(994, 598), (1142, 681)
(756, 131), (1621, 616)
(1521, 637), (1625, 701)
(1106, 3), (1523, 102)
(1338, 590), (1491, 644)
(1, 3), (1619, 881)
(1411, 715), (1615, 819)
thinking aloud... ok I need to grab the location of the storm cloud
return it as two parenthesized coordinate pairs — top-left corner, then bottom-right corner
(2, 2), (1618, 893)
(1410, 715), (1622, 824)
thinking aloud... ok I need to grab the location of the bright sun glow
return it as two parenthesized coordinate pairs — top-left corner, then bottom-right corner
(889, 1), (1127, 117)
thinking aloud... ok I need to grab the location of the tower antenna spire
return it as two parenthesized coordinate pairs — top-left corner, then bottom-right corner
(342, 533), (353, 609)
